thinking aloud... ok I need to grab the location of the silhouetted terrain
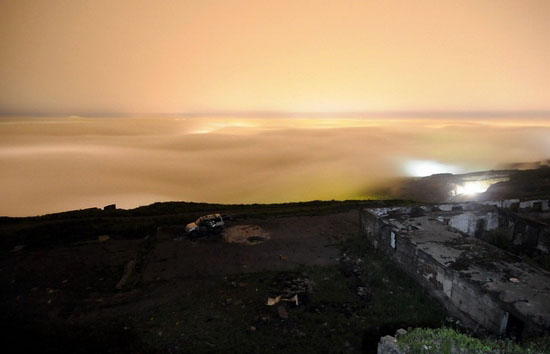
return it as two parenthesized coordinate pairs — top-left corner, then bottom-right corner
(379, 166), (550, 204)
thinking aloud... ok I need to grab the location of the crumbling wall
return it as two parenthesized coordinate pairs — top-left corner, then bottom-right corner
(495, 209), (550, 254)
(447, 211), (498, 236)
(519, 199), (550, 212)
(361, 209), (509, 335)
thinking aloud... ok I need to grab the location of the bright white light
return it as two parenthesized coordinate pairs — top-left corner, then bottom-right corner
(455, 181), (489, 195)
(404, 160), (461, 177)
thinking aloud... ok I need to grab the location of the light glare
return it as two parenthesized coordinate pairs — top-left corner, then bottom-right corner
(455, 181), (490, 196)
(404, 160), (461, 177)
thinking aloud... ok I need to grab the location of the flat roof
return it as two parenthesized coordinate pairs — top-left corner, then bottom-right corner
(376, 210), (550, 329)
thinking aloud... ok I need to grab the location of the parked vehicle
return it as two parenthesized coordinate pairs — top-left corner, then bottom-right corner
(185, 213), (224, 235)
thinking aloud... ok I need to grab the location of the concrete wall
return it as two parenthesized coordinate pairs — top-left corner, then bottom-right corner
(435, 203), (550, 255)
(494, 209), (550, 255)
(363, 200), (550, 256)
(519, 199), (550, 212)
(361, 209), (509, 335)
(447, 211), (499, 236)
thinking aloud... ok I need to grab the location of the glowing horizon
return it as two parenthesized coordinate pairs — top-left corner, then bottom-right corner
(2, 1), (550, 114)
(1, 115), (549, 217)
(1, 1), (549, 215)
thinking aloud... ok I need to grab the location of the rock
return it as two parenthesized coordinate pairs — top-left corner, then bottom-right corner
(98, 235), (110, 242)
(377, 335), (404, 354)
(395, 328), (407, 339)
(250, 326), (256, 332)
(357, 286), (369, 297)
(277, 305), (288, 319)
(225, 298), (232, 305)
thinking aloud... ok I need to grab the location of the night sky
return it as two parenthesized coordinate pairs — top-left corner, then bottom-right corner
(1, 1), (549, 216)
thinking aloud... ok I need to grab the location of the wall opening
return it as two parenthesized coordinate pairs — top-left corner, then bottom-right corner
(506, 314), (524, 339)
(475, 219), (486, 238)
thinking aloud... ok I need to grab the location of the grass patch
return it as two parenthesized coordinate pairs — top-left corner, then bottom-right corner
(399, 327), (550, 354)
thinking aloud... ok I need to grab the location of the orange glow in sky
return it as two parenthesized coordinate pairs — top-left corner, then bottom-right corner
(1, 116), (549, 216)
(1, 0), (549, 114)
(1, 1), (550, 215)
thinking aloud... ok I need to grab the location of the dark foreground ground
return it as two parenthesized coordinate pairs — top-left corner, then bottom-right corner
(1, 201), (447, 353)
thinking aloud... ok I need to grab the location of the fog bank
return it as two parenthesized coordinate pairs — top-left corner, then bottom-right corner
(1, 116), (549, 216)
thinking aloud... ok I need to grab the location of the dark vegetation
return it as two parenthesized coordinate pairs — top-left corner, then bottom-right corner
(398, 327), (550, 354)
(0, 199), (412, 251)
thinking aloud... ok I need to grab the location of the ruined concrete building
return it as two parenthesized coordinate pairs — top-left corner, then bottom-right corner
(361, 199), (550, 339)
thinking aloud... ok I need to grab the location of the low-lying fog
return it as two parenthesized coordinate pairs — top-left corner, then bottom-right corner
(1, 116), (549, 216)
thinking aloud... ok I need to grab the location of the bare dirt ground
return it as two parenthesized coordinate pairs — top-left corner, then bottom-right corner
(1, 211), (364, 349)
(144, 211), (357, 281)
(1, 208), (447, 353)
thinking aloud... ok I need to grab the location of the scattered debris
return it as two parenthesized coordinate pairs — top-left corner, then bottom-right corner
(282, 294), (299, 306)
(11, 245), (25, 252)
(267, 295), (281, 306)
(356, 287), (369, 298)
(340, 253), (371, 301)
(279, 254), (288, 261)
(98, 235), (110, 242)
(277, 305), (288, 319)
(267, 275), (312, 308)
(116, 259), (137, 290)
